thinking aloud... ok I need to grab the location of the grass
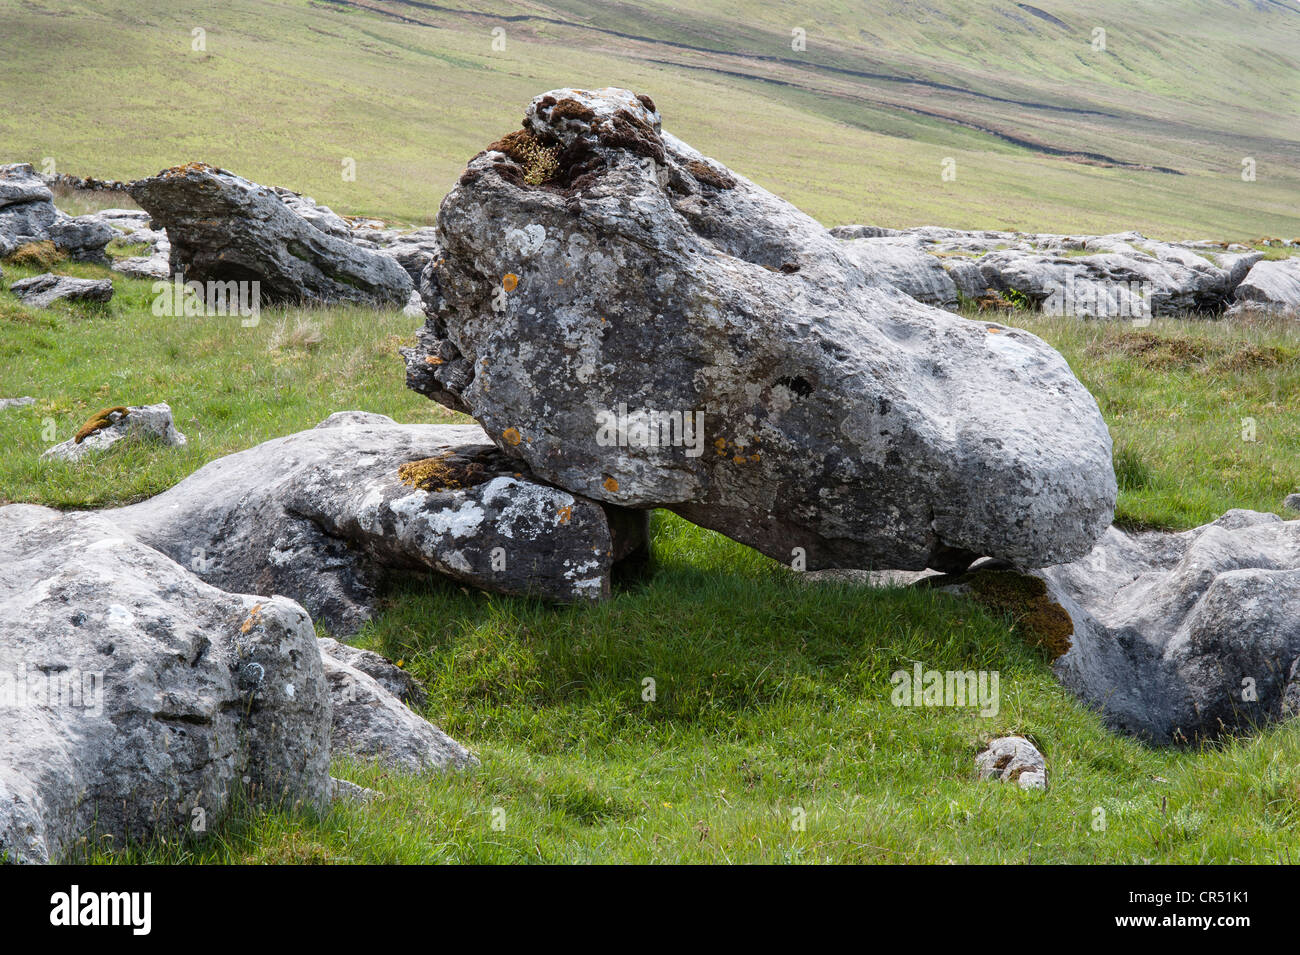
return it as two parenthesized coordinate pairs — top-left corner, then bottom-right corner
(5, 252), (1300, 863)
(2, 0), (1299, 237)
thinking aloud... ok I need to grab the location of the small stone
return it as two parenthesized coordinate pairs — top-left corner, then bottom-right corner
(975, 736), (1047, 791)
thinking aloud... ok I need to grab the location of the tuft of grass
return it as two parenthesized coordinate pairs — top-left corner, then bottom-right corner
(5, 239), (65, 270)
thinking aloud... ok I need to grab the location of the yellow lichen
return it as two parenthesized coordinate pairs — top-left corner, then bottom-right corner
(74, 406), (129, 444)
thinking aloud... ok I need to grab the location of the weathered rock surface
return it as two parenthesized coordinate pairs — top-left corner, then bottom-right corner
(838, 235), (959, 309)
(1285, 493), (1300, 513)
(1230, 257), (1300, 313)
(42, 402), (186, 463)
(110, 412), (648, 634)
(319, 643), (475, 773)
(404, 87), (1116, 573)
(0, 396), (35, 411)
(128, 164), (413, 306)
(832, 225), (1264, 316)
(0, 164), (114, 261)
(975, 736), (1047, 790)
(1043, 510), (1300, 743)
(318, 637), (426, 707)
(0, 505), (331, 864)
(9, 272), (113, 308)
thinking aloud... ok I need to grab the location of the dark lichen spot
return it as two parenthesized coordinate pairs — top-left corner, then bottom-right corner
(602, 109), (665, 164)
(686, 159), (736, 190)
(635, 93), (657, 113)
(549, 97), (596, 123)
(775, 375), (814, 397)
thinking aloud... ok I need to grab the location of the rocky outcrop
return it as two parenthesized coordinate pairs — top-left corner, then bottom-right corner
(403, 87), (1115, 574)
(0, 505), (332, 864)
(0, 164), (114, 262)
(9, 273), (113, 308)
(42, 402), (186, 463)
(0, 396), (35, 411)
(1043, 510), (1300, 743)
(128, 164), (413, 306)
(834, 226), (1263, 316)
(109, 412), (648, 633)
(837, 235), (959, 309)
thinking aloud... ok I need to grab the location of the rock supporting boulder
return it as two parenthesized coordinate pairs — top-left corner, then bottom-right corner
(1043, 510), (1300, 743)
(0, 164), (114, 262)
(0, 505), (332, 864)
(403, 87), (1116, 574)
(109, 412), (648, 633)
(128, 163), (413, 306)
(9, 273), (113, 308)
(42, 402), (186, 463)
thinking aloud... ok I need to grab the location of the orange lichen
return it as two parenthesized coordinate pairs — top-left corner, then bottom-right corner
(602, 477), (619, 493)
(74, 406), (129, 444)
(240, 603), (263, 634)
(502, 427), (522, 446)
(502, 274), (519, 292)
(557, 505), (572, 524)
(424, 355), (444, 365)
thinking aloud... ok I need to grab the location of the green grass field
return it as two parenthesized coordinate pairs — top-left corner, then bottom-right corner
(2, 0), (1299, 236)
(3, 248), (1299, 863)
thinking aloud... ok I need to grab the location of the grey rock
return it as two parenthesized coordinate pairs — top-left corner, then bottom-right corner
(10, 273), (113, 308)
(1285, 493), (1300, 512)
(42, 402), (186, 463)
(318, 637), (426, 708)
(328, 777), (381, 803)
(1231, 257), (1300, 313)
(831, 225), (1263, 315)
(975, 736), (1047, 790)
(838, 235), (959, 309)
(270, 187), (353, 239)
(0, 396), (35, 411)
(128, 164), (413, 306)
(1043, 510), (1300, 743)
(1282, 658), (1300, 721)
(0, 504), (331, 864)
(321, 649), (475, 773)
(109, 413), (649, 634)
(828, 224), (900, 239)
(404, 87), (1116, 573)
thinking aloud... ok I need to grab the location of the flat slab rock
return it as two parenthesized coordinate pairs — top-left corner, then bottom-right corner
(831, 225), (1262, 316)
(1043, 509), (1300, 743)
(404, 87), (1115, 573)
(109, 412), (648, 634)
(128, 163), (412, 306)
(0, 505), (331, 864)
(9, 273), (113, 308)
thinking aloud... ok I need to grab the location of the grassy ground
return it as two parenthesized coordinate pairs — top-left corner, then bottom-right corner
(4, 248), (1300, 863)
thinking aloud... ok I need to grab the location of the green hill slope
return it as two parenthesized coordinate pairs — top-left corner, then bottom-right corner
(1, 0), (1297, 236)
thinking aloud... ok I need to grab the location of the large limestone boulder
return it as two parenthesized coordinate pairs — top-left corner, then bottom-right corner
(837, 235), (959, 309)
(128, 164), (413, 306)
(0, 505), (332, 864)
(109, 412), (647, 633)
(1043, 510), (1300, 743)
(403, 87), (1116, 573)
(0, 163), (114, 261)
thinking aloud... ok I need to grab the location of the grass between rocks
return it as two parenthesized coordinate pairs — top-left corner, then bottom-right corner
(4, 261), (1300, 863)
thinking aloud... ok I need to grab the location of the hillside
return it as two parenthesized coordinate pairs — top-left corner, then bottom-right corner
(1, 0), (1297, 236)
